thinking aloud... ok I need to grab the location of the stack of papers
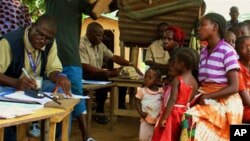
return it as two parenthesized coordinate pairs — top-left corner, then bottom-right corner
(82, 79), (111, 85)
(3, 91), (52, 105)
(43, 92), (89, 99)
(0, 101), (43, 119)
(0, 90), (89, 119)
(1, 91), (89, 105)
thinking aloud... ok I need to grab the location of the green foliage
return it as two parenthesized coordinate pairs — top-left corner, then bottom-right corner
(20, 0), (91, 21)
(21, 0), (45, 21)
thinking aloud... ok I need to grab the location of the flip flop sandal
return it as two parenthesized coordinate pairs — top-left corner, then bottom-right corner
(29, 123), (41, 137)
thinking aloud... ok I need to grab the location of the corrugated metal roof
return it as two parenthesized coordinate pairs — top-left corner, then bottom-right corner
(118, 0), (202, 47)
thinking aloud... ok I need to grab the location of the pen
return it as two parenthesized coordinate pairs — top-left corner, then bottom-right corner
(22, 68), (31, 79)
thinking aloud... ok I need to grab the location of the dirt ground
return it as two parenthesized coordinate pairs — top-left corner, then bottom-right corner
(29, 95), (141, 141)
(70, 116), (140, 141)
(71, 95), (141, 141)
(29, 116), (140, 141)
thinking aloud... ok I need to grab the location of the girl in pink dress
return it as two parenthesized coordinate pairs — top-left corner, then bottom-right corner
(135, 67), (164, 141)
(152, 47), (199, 141)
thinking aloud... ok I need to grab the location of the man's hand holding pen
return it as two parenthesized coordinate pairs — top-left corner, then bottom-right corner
(16, 68), (37, 90)
(16, 76), (37, 90)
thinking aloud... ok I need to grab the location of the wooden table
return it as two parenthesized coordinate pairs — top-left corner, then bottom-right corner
(0, 99), (79, 141)
(0, 107), (65, 141)
(109, 77), (143, 117)
(83, 83), (115, 131)
(47, 99), (80, 141)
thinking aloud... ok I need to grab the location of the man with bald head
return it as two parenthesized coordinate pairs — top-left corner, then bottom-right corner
(0, 14), (71, 141)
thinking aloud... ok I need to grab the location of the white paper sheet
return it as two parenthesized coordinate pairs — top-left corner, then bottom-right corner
(0, 101), (43, 119)
(4, 91), (52, 105)
(43, 92), (89, 99)
(82, 79), (111, 85)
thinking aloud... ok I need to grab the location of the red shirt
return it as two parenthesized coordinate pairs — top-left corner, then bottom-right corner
(238, 61), (250, 92)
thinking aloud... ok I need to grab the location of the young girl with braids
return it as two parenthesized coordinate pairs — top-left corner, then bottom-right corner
(152, 47), (199, 141)
(180, 13), (243, 141)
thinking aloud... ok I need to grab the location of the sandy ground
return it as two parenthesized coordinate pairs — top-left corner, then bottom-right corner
(29, 95), (141, 141)
(29, 116), (140, 141)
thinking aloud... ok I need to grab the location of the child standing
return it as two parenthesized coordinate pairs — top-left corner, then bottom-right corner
(135, 67), (163, 141)
(152, 47), (199, 141)
(236, 36), (250, 122)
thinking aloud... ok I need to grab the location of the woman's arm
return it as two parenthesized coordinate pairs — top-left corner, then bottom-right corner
(199, 69), (238, 104)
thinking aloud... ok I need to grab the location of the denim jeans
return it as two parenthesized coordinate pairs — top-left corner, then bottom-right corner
(62, 66), (86, 136)
(62, 66), (86, 117)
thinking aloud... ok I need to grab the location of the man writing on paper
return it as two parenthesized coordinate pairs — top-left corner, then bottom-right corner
(0, 14), (71, 141)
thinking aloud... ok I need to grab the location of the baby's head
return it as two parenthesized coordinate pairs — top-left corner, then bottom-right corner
(143, 67), (161, 87)
(235, 36), (250, 62)
(225, 30), (236, 48)
(168, 47), (199, 77)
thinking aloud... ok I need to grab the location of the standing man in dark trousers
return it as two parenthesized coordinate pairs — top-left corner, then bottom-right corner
(45, 0), (95, 141)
